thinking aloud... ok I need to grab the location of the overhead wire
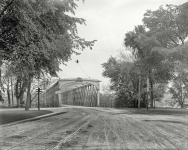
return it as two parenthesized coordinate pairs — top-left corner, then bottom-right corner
(77, 63), (90, 78)
(69, 60), (106, 63)
(88, 50), (119, 52)
(62, 48), (129, 77)
(70, 49), (130, 63)
(82, 50), (120, 53)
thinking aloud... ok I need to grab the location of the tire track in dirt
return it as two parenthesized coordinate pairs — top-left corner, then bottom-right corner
(63, 108), (188, 150)
(151, 122), (188, 149)
(1, 111), (79, 142)
(103, 115), (111, 150)
(31, 115), (92, 149)
(80, 118), (99, 149)
(1, 110), (90, 150)
(103, 114), (127, 149)
(126, 116), (171, 149)
(2, 107), (187, 150)
(8, 116), (86, 150)
(81, 108), (114, 149)
(82, 116), (108, 150)
(153, 120), (188, 138)
(84, 115), (110, 150)
(0, 109), (89, 139)
(114, 114), (149, 149)
(126, 115), (175, 149)
(52, 118), (94, 150)
(124, 114), (186, 149)
(0, 110), (74, 139)
(59, 115), (110, 150)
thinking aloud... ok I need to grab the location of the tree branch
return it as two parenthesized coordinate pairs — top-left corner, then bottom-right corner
(167, 35), (178, 46)
(175, 21), (185, 45)
(0, 0), (14, 19)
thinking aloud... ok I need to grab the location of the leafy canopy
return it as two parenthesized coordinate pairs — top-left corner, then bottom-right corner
(0, 0), (96, 78)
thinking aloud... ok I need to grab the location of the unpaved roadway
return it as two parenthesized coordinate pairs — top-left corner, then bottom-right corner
(0, 107), (188, 150)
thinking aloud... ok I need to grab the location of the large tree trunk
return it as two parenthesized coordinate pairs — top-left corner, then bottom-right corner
(0, 61), (2, 88)
(154, 99), (155, 108)
(181, 82), (183, 108)
(11, 77), (14, 106)
(149, 76), (154, 108)
(16, 91), (24, 108)
(7, 89), (11, 106)
(16, 97), (20, 108)
(16, 93), (24, 108)
(180, 104), (184, 109)
(25, 77), (32, 110)
(20, 93), (24, 105)
(7, 78), (11, 106)
(7, 88), (11, 106)
(179, 91), (185, 109)
(15, 76), (27, 107)
(15, 78), (20, 107)
(142, 93), (146, 107)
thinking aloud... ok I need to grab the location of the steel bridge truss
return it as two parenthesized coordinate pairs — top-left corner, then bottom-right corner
(61, 84), (98, 107)
(55, 78), (100, 107)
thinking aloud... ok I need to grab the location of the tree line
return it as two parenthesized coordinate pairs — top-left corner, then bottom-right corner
(102, 2), (188, 108)
(0, 0), (96, 110)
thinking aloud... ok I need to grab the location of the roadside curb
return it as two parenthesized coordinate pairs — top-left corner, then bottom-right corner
(1, 111), (67, 128)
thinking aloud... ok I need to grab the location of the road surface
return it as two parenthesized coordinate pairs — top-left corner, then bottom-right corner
(0, 107), (188, 150)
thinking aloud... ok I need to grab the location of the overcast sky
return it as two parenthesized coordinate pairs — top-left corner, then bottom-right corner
(58, 0), (187, 86)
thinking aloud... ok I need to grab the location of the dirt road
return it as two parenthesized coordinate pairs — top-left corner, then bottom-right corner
(0, 107), (188, 150)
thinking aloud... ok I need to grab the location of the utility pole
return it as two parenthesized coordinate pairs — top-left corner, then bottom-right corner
(138, 74), (141, 109)
(38, 73), (40, 111)
(146, 75), (149, 110)
(37, 88), (40, 110)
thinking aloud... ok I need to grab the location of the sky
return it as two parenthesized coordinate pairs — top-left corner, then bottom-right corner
(58, 0), (187, 87)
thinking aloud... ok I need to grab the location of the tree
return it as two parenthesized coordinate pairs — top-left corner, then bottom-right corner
(124, 25), (164, 108)
(152, 83), (167, 107)
(143, 4), (188, 47)
(0, 0), (96, 110)
(102, 51), (142, 107)
(168, 61), (188, 108)
(14, 75), (27, 107)
(0, 61), (16, 106)
(100, 84), (115, 107)
(142, 2), (188, 108)
(124, 2), (188, 108)
(103, 2), (188, 109)
(0, 90), (4, 103)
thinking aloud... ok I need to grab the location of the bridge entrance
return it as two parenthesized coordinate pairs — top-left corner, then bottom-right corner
(55, 78), (101, 107)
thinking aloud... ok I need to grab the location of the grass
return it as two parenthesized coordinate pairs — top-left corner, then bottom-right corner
(124, 107), (188, 116)
(0, 110), (52, 125)
(0, 105), (25, 108)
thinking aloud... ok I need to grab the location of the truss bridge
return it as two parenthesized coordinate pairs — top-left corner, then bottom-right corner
(41, 78), (101, 107)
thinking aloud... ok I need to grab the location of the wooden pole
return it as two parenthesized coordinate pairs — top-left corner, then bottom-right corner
(38, 88), (40, 110)
(138, 74), (141, 109)
(146, 76), (149, 110)
(38, 74), (40, 110)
